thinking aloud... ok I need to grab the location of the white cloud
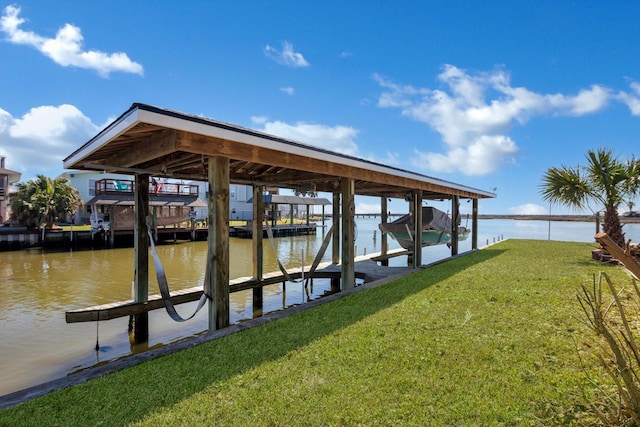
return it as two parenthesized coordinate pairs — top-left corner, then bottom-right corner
(617, 81), (640, 116)
(0, 104), (99, 182)
(258, 120), (359, 156)
(411, 135), (518, 176)
(264, 41), (310, 67)
(509, 203), (548, 215)
(251, 115), (268, 125)
(280, 86), (295, 95)
(0, 5), (143, 77)
(376, 65), (615, 176)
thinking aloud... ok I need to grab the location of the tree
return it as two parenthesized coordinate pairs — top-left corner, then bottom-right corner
(540, 148), (640, 247)
(9, 175), (81, 229)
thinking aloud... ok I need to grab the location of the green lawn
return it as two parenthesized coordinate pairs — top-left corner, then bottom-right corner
(0, 239), (625, 426)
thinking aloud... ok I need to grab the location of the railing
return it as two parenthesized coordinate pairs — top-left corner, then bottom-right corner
(94, 179), (199, 197)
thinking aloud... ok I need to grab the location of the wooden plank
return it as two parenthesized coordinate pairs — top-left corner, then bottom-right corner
(595, 232), (640, 280)
(65, 271), (348, 323)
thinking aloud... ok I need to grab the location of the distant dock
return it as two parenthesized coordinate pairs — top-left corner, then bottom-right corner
(230, 223), (318, 238)
(478, 214), (640, 223)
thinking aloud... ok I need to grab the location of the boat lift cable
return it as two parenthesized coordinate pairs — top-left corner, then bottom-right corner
(265, 221), (335, 284)
(304, 223), (335, 288)
(147, 223), (210, 322)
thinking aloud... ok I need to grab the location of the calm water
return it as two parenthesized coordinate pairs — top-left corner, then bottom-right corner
(1, 218), (638, 396)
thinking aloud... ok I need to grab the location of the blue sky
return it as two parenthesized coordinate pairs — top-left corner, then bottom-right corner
(1, 1), (640, 215)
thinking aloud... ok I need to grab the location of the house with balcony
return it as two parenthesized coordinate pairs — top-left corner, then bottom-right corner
(0, 156), (22, 224)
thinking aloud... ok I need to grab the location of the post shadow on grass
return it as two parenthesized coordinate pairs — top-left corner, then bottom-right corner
(0, 247), (506, 422)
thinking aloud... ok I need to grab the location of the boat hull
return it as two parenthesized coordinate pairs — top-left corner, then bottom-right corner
(378, 206), (470, 250)
(384, 227), (470, 250)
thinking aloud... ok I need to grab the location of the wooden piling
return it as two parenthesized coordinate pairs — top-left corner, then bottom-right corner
(451, 195), (459, 256)
(412, 190), (422, 267)
(332, 191), (340, 264)
(206, 156), (230, 331)
(341, 178), (355, 289)
(472, 198), (478, 250)
(252, 184), (264, 316)
(380, 196), (389, 266)
(133, 174), (150, 343)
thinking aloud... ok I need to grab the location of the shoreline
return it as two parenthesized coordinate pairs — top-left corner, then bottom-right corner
(478, 214), (640, 223)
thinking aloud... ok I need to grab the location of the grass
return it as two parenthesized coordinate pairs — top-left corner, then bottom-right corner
(0, 239), (629, 426)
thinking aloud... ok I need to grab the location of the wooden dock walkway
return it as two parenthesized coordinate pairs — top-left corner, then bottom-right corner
(66, 250), (415, 323)
(230, 224), (318, 238)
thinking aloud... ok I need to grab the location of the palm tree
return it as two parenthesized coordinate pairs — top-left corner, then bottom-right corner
(9, 175), (81, 229)
(540, 148), (640, 247)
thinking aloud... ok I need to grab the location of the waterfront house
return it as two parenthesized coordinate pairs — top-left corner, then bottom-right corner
(0, 156), (22, 224)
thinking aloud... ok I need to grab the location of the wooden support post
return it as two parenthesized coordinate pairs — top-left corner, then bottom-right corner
(289, 203), (294, 225)
(381, 196), (388, 266)
(306, 205), (310, 226)
(412, 191), (422, 268)
(272, 203), (277, 227)
(133, 174), (150, 343)
(472, 199), (478, 250)
(451, 195), (459, 256)
(252, 185), (264, 317)
(332, 191), (340, 264)
(206, 156), (230, 331)
(341, 178), (355, 289)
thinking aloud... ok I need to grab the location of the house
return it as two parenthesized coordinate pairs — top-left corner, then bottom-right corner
(61, 170), (134, 225)
(0, 156), (22, 224)
(62, 170), (326, 227)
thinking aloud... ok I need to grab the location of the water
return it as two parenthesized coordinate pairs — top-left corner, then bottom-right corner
(1, 218), (638, 396)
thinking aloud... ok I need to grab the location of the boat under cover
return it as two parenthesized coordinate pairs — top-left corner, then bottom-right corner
(378, 206), (470, 250)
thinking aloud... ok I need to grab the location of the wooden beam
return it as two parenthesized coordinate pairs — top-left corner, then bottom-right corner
(66, 270), (354, 323)
(207, 156), (230, 331)
(177, 131), (488, 199)
(341, 178), (355, 289)
(103, 129), (177, 168)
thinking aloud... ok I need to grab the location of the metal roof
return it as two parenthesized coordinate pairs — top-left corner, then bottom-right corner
(64, 103), (496, 201)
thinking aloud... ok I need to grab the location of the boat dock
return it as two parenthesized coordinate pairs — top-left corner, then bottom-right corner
(66, 249), (416, 324)
(230, 223), (318, 238)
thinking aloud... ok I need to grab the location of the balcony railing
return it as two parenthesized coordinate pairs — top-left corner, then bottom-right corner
(94, 179), (199, 197)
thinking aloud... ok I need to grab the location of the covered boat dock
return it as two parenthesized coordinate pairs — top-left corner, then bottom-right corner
(63, 103), (495, 341)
